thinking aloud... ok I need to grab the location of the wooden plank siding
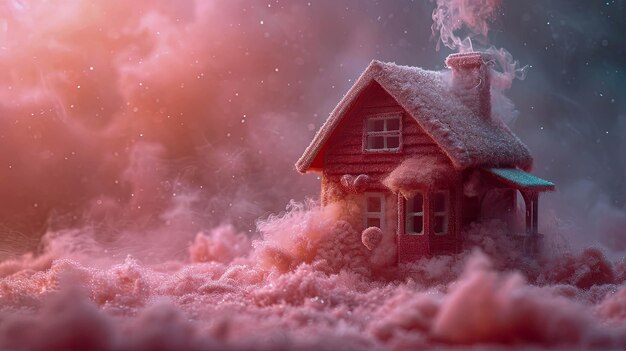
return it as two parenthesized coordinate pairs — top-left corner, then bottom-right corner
(323, 82), (444, 177)
(320, 81), (462, 258)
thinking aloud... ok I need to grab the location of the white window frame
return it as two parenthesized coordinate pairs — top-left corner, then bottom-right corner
(405, 191), (424, 235)
(363, 113), (402, 152)
(364, 192), (385, 229)
(432, 190), (450, 235)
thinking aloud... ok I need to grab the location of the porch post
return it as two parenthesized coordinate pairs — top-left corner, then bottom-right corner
(522, 192), (532, 236)
(532, 193), (539, 235)
(521, 191), (539, 255)
(531, 192), (539, 254)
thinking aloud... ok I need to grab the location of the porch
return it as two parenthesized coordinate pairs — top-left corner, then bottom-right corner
(482, 168), (555, 255)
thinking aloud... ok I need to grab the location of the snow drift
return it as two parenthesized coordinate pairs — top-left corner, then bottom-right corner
(0, 208), (626, 350)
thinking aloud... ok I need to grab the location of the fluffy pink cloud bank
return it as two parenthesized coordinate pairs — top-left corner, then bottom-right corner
(1, 209), (626, 350)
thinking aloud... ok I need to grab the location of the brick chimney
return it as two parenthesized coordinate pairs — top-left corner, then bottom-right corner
(445, 52), (491, 118)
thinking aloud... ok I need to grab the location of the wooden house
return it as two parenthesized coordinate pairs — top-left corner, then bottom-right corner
(296, 53), (555, 263)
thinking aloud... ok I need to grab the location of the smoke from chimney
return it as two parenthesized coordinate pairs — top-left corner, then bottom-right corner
(445, 52), (492, 118)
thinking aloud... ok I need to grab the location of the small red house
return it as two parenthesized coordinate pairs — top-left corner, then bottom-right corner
(296, 53), (555, 263)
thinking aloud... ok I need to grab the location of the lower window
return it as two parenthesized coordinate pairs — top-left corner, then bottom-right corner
(405, 192), (424, 235)
(404, 190), (449, 235)
(364, 193), (385, 228)
(432, 190), (449, 235)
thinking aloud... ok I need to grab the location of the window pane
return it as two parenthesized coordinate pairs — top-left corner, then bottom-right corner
(368, 119), (385, 132)
(434, 215), (447, 234)
(367, 196), (382, 212)
(409, 193), (423, 213)
(386, 118), (400, 131)
(367, 217), (381, 228)
(433, 191), (447, 212)
(368, 136), (385, 149)
(409, 215), (423, 234)
(386, 136), (400, 149)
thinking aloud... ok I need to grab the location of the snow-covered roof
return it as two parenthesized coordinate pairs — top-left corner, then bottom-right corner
(296, 60), (533, 173)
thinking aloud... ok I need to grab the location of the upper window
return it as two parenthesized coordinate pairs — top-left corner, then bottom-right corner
(364, 192), (385, 229)
(405, 192), (424, 235)
(432, 190), (449, 235)
(364, 114), (401, 152)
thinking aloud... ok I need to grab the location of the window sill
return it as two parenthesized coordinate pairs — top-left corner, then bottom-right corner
(363, 148), (402, 153)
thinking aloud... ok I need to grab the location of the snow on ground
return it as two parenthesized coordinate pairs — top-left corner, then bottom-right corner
(0, 202), (625, 351)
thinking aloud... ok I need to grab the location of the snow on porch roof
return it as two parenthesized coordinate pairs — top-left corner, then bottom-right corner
(296, 60), (533, 173)
(483, 168), (555, 191)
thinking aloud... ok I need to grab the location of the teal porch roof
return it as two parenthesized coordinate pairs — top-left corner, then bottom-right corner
(483, 168), (555, 192)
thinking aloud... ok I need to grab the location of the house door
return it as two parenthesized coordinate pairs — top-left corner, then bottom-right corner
(397, 192), (429, 262)
(428, 190), (456, 254)
(397, 189), (456, 262)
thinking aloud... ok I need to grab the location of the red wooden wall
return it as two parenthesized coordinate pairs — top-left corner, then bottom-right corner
(322, 82), (448, 185)
(319, 81), (462, 260)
